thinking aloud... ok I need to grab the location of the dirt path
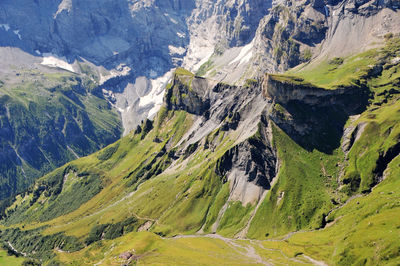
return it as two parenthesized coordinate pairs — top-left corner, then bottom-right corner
(251, 241), (307, 264)
(302, 255), (329, 266)
(171, 234), (271, 265)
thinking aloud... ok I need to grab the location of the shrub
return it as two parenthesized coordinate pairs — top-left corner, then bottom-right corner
(328, 57), (344, 65)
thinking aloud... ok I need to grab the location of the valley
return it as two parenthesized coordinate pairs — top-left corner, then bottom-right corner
(0, 0), (399, 265)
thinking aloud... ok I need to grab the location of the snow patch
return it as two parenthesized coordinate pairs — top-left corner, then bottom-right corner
(230, 40), (254, 66)
(177, 32), (186, 38)
(139, 70), (172, 118)
(116, 107), (125, 113)
(41, 53), (75, 72)
(13, 30), (22, 40)
(184, 39), (215, 72)
(0, 24), (22, 39)
(35, 50), (41, 55)
(0, 24), (10, 31)
(168, 45), (186, 55)
(164, 13), (178, 24)
(55, 0), (72, 17)
(67, 145), (80, 159)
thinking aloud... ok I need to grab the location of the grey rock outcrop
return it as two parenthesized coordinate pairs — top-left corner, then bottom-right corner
(195, 0), (400, 82)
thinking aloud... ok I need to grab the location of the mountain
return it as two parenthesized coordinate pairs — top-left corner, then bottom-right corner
(1, 36), (400, 264)
(1, 0), (399, 200)
(0, 51), (122, 200)
(0, 0), (399, 265)
(0, 0), (272, 200)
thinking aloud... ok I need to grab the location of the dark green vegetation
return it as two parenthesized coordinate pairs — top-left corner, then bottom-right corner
(0, 38), (399, 265)
(0, 71), (122, 202)
(85, 217), (141, 245)
(0, 227), (82, 261)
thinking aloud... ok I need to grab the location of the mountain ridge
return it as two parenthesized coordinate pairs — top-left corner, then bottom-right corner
(1, 35), (399, 264)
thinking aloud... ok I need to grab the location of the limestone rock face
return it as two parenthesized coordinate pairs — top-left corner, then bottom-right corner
(195, 0), (400, 82)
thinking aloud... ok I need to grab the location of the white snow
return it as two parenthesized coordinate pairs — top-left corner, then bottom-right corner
(67, 145), (80, 159)
(168, 45), (186, 55)
(55, 0), (72, 17)
(229, 40), (254, 66)
(116, 107), (125, 113)
(35, 50), (41, 55)
(139, 70), (172, 118)
(184, 38), (215, 72)
(164, 13), (179, 24)
(0, 24), (10, 31)
(41, 53), (75, 72)
(177, 32), (186, 38)
(13, 30), (22, 40)
(0, 25), (22, 39)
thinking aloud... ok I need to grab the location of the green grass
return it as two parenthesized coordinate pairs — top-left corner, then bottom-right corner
(287, 154), (400, 265)
(291, 37), (400, 90)
(267, 73), (320, 88)
(247, 124), (340, 238)
(175, 67), (194, 76)
(289, 51), (376, 89)
(0, 249), (24, 266)
(217, 201), (254, 237)
(54, 231), (266, 265)
(0, 70), (122, 201)
(196, 60), (214, 77)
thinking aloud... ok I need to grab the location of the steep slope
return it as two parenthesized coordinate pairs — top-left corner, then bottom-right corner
(0, 0), (275, 199)
(0, 50), (122, 201)
(1, 37), (399, 265)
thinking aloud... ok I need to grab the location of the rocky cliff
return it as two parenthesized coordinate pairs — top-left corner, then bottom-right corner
(196, 0), (400, 82)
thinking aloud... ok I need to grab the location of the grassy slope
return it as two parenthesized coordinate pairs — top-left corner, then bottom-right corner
(249, 37), (400, 264)
(288, 154), (400, 265)
(247, 124), (341, 238)
(288, 51), (375, 89)
(0, 38), (399, 265)
(0, 249), (24, 266)
(0, 70), (122, 200)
